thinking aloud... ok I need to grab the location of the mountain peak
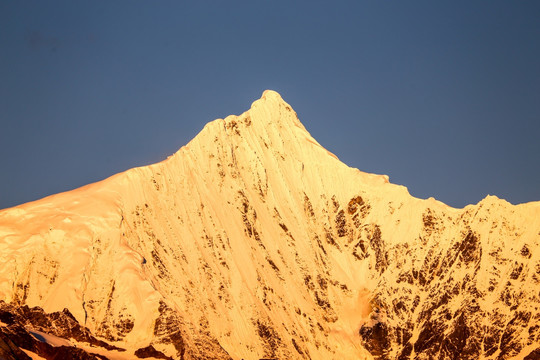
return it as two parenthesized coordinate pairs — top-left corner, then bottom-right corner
(249, 89), (304, 127)
(261, 89), (283, 100)
(193, 89), (311, 159)
(2, 92), (538, 360)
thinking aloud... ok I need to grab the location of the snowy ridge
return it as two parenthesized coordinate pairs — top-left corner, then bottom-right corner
(0, 90), (539, 359)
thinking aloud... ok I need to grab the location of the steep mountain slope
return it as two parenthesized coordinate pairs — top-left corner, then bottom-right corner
(0, 90), (538, 360)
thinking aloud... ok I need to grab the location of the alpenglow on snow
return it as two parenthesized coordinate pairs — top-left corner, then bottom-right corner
(0, 91), (539, 360)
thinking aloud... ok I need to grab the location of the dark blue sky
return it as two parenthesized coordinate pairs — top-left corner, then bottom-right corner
(1, 1), (539, 209)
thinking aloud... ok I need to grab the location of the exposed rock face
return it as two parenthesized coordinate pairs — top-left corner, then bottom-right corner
(0, 300), (114, 359)
(135, 344), (174, 359)
(0, 90), (538, 359)
(0, 331), (32, 360)
(357, 202), (540, 359)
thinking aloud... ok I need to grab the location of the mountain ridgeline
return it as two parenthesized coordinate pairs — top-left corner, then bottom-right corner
(0, 91), (539, 359)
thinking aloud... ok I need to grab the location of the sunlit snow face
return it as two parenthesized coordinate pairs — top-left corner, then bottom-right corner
(0, 91), (538, 360)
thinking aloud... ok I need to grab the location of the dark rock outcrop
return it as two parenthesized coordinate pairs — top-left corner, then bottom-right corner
(135, 344), (173, 359)
(0, 301), (122, 360)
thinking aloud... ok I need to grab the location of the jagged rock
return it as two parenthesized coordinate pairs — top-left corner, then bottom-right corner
(135, 344), (173, 359)
(0, 301), (120, 359)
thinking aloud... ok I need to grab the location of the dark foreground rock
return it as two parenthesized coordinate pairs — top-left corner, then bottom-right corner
(0, 300), (122, 360)
(135, 344), (174, 359)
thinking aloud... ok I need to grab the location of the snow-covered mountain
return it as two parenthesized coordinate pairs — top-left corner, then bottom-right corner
(0, 90), (538, 360)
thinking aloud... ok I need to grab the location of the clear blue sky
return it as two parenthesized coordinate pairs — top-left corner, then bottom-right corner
(1, 1), (539, 209)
